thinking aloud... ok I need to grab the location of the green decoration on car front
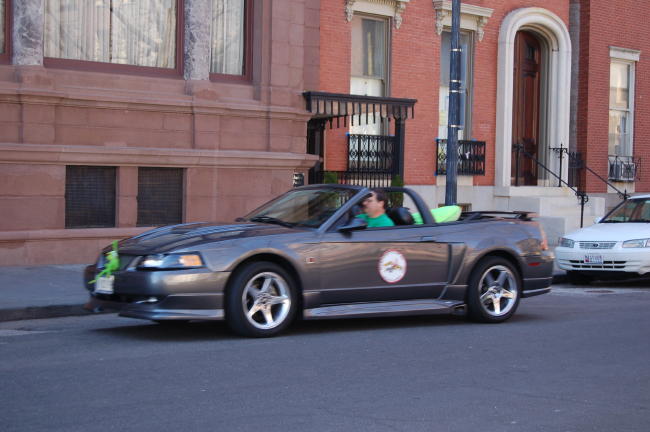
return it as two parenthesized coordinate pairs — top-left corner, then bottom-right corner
(89, 241), (120, 284)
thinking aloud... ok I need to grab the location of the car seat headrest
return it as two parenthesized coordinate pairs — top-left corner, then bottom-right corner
(387, 207), (414, 226)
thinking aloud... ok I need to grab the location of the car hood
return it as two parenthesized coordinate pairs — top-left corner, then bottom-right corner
(565, 222), (650, 242)
(117, 222), (302, 254)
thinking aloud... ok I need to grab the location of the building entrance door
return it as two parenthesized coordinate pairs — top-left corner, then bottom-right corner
(511, 30), (542, 186)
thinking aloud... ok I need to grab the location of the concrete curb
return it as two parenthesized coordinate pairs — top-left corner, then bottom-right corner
(0, 304), (93, 322)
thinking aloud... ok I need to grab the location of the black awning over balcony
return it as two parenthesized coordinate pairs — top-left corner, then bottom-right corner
(303, 91), (416, 128)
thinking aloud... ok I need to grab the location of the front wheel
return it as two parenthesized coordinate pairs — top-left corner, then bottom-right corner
(225, 261), (297, 337)
(466, 257), (521, 323)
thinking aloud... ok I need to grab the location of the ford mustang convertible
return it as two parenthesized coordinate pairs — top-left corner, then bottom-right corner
(84, 185), (553, 337)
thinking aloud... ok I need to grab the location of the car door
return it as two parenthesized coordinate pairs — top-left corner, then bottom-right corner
(317, 224), (449, 304)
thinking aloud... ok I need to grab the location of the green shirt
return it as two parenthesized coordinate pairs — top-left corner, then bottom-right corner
(356, 213), (395, 228)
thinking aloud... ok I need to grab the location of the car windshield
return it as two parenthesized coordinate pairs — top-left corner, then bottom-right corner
(601, 198), (650, 223)
(244, 187), (358, 228)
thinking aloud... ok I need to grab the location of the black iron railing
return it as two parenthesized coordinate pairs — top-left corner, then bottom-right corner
(608, 155), (641, 182)
(311, 170), (393, 188)
(513, 143), (641, 227)
(514, 143), (590, 227)
(436, 139), (486, 175)
(347, 134), (398, 172)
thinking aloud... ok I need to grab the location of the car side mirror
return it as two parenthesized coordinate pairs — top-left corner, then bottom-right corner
(338, 217), (367, 232)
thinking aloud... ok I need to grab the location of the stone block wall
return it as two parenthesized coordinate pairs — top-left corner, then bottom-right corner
(0, 0), (319, 265)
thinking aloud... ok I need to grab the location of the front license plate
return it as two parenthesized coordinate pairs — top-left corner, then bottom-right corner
(94, 276), (114, 294)
(584, 254), (603, 264)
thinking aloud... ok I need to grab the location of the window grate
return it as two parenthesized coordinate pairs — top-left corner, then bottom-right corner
(65, 166), (116, 228)
(137, 167), (184, 227)
(568, 260), (626, 270)
(578, 241), (617, 249)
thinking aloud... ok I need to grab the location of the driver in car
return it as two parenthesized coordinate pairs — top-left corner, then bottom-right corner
(356, 189), (395, 228)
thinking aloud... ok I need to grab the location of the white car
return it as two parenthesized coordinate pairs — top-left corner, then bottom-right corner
(555, 194), (650, 284)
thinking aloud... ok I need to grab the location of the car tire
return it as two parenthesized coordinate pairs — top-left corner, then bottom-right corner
(466, 257), (521, 323)
(225, 261), (297, 337)
(566, 271), (593, 285)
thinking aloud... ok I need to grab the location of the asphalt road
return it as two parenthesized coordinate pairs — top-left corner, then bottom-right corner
(2, 283), (649, 432)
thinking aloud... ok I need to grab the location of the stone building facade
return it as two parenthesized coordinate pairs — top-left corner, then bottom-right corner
(0, 0), (319, 265)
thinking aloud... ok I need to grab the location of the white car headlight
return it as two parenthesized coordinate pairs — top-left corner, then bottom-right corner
(622, 238), (650, 248)
(559, 237), (575, 248)
(138, 253), (204, 269)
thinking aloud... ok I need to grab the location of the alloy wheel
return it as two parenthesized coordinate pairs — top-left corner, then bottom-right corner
(477, 265), (518, 317)
(241, 271), (292, 330)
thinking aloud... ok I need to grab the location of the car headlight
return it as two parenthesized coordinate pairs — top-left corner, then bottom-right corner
(559, 237), (575, 248)
(622, 238), (650, 248)
(138, 253), (205, 269)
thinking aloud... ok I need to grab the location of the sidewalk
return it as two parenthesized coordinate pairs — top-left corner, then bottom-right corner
(0, 260), (569, 323)
(0, 264), (93, 322)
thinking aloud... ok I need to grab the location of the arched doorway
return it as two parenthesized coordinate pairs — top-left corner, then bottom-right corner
(495, 8), (571, 188)
(512, 30), (542, 186)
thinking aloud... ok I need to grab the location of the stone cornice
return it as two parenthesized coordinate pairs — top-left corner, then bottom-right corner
(609, 46), (641, 62)
(0, 143), (319, 170)
(0, 89), (312, 121)
(432, 1), (493, 41)
(345, 0), (410, 29)
(0, 228), (150, 242)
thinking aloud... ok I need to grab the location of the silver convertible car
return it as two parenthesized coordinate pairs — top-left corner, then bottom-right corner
(84, 185), (553, 337)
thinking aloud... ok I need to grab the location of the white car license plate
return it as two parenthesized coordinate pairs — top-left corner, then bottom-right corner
(584, 254), (603, 264)
(94, 275), (114, 294)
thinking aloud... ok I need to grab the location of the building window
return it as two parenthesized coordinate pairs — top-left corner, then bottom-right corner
(137, 168), (183, 227)
(350, 15), (389, 135)
(210, 0), (251, 79)
(609, 60), (635, 157)
(44, 0), (180, 73)
(65, 166), (116, 229)
(439, 30), (473, 140)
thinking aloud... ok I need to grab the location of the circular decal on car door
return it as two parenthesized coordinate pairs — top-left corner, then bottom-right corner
(378, 250), (407, 283)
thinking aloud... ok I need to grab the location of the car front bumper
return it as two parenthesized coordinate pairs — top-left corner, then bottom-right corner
(555, 246), (650, 274)
(84, 265), (230, 321)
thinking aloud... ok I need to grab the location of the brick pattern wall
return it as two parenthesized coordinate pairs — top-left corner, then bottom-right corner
(319, 0), (570, 186)
(579, 0), (650, 193)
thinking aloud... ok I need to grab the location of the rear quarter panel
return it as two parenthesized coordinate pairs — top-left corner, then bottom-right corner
(428, 219), (544, 287)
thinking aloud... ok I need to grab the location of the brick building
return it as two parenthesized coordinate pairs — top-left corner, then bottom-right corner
(0, 0), (647, 265)
(311, 0), (647, 242)
(0, 0), (318, 265)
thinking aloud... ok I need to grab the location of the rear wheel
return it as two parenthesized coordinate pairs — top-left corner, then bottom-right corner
(566, 271), (593, 285)
(467, 257), (521, 323)
(225, 261), (297, 337)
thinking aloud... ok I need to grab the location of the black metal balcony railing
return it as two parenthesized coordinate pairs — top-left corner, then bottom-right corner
(436, 139), (486, 175)
(347, 134), (398, 172)
(608, 155), (640, 182)
(311, 170), (393, 189)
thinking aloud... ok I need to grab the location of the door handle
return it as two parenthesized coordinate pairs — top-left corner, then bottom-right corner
(420, 236), (436, 242)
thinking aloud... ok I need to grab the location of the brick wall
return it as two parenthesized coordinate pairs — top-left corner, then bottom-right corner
(579, 0), (650, 193)
(319, 0), (570, 186)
